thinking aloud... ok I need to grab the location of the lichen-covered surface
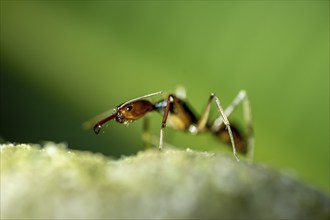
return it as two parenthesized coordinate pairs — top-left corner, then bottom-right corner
(1, 143), (329, 219)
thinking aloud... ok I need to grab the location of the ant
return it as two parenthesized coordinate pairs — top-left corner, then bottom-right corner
(84, 88), (253, 162)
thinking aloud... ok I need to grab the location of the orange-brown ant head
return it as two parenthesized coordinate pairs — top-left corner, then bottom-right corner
(93, 100), (154, 134)
(89, 91), (162, 134)
(116, 100), (154, 124)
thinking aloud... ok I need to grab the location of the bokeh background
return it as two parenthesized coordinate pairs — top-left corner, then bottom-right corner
(1, 1), (328, 193)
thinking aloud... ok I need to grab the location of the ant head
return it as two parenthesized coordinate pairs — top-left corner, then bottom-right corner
(93, 100), (154, 134)
(116, 100), (154, 123)
(89, 91), (162, 134)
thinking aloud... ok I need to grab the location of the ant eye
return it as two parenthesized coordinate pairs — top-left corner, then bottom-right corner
(126, 105), (133, 111)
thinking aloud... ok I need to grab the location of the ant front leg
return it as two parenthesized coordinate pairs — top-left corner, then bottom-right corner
(159, 95), (174, 151)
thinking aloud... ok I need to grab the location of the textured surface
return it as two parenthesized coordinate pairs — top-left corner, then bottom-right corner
(1, 142), (329, 219)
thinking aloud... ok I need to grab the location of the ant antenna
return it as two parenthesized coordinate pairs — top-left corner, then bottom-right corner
(118, 91), (163, 108)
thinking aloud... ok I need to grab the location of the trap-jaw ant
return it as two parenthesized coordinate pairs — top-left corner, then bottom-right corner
(84, 89), (254, 162)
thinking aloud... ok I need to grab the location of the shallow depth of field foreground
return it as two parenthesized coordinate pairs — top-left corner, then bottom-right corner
(1, 143), (329, 219)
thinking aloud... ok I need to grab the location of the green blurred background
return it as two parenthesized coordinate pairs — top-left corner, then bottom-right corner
(1, 1), (329, 193)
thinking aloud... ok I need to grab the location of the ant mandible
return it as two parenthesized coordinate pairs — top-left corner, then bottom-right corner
(84, 88), (254, 162)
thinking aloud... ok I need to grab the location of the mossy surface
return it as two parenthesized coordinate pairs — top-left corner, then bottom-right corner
(1, 142), (329, 219)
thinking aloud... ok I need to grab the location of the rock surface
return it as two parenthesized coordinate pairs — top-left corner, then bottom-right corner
(1, 142), (329, 219)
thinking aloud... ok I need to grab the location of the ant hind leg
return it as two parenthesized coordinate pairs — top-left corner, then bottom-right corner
(211, 90), (254, 161)
(196, 93), (240, 162)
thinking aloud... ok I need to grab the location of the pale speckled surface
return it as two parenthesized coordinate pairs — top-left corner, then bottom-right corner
(1, 142), (329, 219)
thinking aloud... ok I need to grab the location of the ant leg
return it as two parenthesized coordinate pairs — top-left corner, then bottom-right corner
(211, 90), (254, 160)
(196, 93), (239, 162)
(241, 91), (254, 160)
(213, 94), (240, 162)
(159, 95), (174, 150)
(195, 94), (214, 132)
